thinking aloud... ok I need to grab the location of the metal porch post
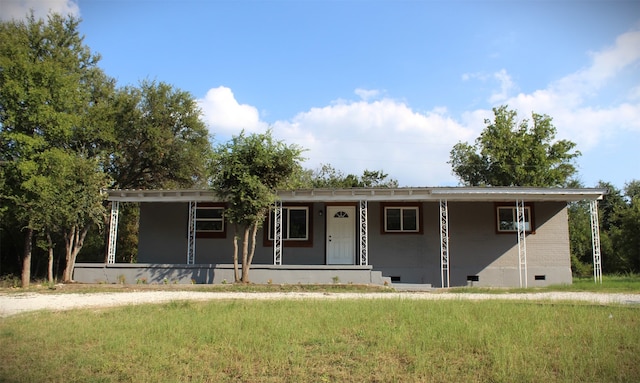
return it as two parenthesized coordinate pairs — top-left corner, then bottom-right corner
(590, 200), (603, 284)
(273, 200), (283, 265)
(439, 199), (450, 288)
(516, 199), (528, 288)
(187, 201), (197, 265)
(106, 201), (120, 264)
(359, 200), (368, 266)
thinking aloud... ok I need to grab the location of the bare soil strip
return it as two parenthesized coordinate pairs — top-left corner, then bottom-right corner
(1, 290), (639, 317)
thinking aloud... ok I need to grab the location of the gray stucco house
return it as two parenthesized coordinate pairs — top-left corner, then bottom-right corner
(74, 187), (606, 288)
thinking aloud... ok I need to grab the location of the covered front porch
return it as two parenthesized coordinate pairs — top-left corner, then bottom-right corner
(74, 187), (607, 287)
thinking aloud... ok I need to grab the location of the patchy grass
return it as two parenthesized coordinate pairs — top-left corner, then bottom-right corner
(561, 274), (640, 292)
(0, 280), (394, 294)
(449, 274), (640, 294)
(1, 299), (639, 382)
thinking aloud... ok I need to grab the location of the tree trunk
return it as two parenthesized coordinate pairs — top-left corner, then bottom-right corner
(46, 232), (54, 284)
(63, 226), (75, 282)
(233, 224), (240, 282)
(246, 222), (259, 271)
(63, 224), (90, 283)
(241, 226), (250, 283)
(21, 228), (33, 288)
(102, 202), (111, 263)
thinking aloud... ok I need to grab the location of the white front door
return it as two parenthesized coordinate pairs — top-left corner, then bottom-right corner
(326, 206), (356, 265)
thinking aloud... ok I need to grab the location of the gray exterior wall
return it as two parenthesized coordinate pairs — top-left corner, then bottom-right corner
(73, 264), (384, 285)
(138, 202), (328, 265)
(134, 200), (571, 287)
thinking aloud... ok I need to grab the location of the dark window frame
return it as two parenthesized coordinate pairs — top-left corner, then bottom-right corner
(380, 202), (423, 234)
(494, 203), (536, 234)
(195, 203), (227, 239)
(263, 203), (314, 247)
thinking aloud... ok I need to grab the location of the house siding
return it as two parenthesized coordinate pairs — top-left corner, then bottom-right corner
(138, 203), (189, 264)
(136, 200), (572, 287)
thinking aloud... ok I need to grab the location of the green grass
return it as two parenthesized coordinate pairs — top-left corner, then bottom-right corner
(562, 274), (640, 292)
(449, 274), (640, 294)
(1, 299), (638, 382)
(0, 281), (395, 294)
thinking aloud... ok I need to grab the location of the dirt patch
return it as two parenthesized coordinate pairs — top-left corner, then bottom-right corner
(1, 288), (639, 318)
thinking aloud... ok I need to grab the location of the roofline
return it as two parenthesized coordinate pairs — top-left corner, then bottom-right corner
(106, 187), (607, 203)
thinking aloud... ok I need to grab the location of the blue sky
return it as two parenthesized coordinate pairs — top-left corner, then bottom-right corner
(3, 0), (639, 189)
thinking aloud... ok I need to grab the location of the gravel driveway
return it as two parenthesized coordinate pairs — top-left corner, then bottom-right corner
(1, 290), (639, 318)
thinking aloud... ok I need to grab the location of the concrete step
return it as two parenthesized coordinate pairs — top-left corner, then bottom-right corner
(391, 283), (434, 292)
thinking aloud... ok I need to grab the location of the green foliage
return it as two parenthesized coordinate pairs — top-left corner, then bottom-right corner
(211, 130), (304, 227)
(570, 254), (593, 278)
(570, 180), (640, 275)
(1, 14), (212, 280)
(211, 130), (304, 282)
(0, 13), (114, 285)
(14, 148), (108, 232)
(449, 105), (580, 186)
(303, 163), (399, 188)
(0, 13), (114, 156)
(115, 203), (139, 263)
(567, 180), (594, 277)
(105, 80), (212, 189)
(611, 181), (640, 272)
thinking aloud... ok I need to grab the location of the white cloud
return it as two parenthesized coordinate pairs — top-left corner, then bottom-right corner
(197, 26), (640, 187)
(461, 72), (485, 82)
(500, 27), (640, 150)
(354, 88), (381, 101)
(462, 69), (517, 103)
(488, 69), (516, 103)
(0, 0), (80, 21)
(562, 29), (640, 94)
(198, 86), (267, 136)
(271, 98), (474, 186)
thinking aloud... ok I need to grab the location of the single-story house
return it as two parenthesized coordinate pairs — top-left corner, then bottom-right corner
(73, 187), (606, 288)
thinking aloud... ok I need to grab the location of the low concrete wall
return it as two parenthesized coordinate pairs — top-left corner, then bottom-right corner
(73, 263), (385, 285)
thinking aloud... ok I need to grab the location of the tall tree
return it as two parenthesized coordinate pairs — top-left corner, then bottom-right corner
(595, 182), (626, 273)
(449, 105), (580, 187)
(570, 180), (638, 275)
(211, 131), (304, 283)
(0, 13), (113, 286)
(567, 181), (593, 277)
(611, 181), (640, 272)
(105, 80), (212, 190)
(16, 149), (109, 282)
(98, 80), (212, 264)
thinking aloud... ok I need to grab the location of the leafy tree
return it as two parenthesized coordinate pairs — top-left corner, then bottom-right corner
(0, 13), (112, 286)
(625, 180), (640, 201)
(94, 80), (212, 264)
(449, 105), (580, 187)
(594, 182), (627, 273)
(571, 180), (640, 275)
(17, 149), (109, 282)
(611, 181), (640, 272)
(105, 80), (212, 190)
(304, 164), (398, 188)
(567, 180), (593, 277)
(211, 131), (304, 283)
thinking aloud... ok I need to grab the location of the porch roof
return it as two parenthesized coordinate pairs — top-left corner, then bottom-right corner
(107, 187), (607, 203)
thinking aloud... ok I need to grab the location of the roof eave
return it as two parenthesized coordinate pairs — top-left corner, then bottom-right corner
(107, 187), (607, 203)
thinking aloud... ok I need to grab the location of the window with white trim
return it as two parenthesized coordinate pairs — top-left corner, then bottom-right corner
(268, 206), (310, 241)
(195, 204), (225, 238)
(496, 206), (532, 232)
(384, 206), (420, 233)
